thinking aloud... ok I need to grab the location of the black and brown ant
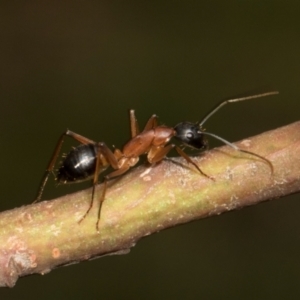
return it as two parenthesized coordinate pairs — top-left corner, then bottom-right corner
(34, 91), (278, 231)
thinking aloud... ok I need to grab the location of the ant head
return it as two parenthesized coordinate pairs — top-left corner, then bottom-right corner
(174, 122), (207, 149)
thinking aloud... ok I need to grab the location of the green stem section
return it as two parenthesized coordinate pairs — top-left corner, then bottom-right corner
(1, 121), (300, 287)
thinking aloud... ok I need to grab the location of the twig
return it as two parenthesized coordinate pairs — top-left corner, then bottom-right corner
(1, 121), (300, 287)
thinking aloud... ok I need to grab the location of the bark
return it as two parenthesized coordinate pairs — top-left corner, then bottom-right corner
(1, 121), (300, 287)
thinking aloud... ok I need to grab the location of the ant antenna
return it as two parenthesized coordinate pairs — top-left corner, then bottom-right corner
(200, 131), (274, 173)
(198, 91), (279, 127)
(194, 91), (279, 173)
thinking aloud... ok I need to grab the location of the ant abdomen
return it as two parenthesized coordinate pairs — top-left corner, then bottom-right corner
(57, 144), (98, 183)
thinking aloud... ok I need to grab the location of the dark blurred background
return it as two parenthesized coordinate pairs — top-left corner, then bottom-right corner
(1, 1), (300, 299)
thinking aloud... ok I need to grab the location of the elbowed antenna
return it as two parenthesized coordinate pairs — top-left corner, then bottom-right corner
(198, 91), (279, 127)
(200, 131), (274, 173)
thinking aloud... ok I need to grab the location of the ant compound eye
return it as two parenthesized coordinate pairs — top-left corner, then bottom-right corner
(186, 131), (194, 140)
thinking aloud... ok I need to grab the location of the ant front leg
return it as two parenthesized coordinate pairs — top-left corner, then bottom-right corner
(175, 147), (214, 180)
(147, 144), (213, 180)
(34, 130), (96, 203)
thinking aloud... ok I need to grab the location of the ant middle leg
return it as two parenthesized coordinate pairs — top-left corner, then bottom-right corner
(95, 162), (131, 232)
(77, 142), (124, 230)
(175, 147), (214, 180)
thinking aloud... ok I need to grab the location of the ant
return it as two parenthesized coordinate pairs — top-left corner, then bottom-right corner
(34, 91), (278, 231)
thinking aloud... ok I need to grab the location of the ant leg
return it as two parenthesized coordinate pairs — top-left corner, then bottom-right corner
(175, 147), (214, 180)
(65, 130), (95, 145)
(142, 114), (158, 132)
(78, 147), (107, 225)
(98, 142), (119, 169)
(95, 164), (131, 231)
(114, 148), (123, 159)
(147, 144), (175, 163)
(77, 142), (120, 228)
(147, 144), (213, 179)
(96, 179), (108, 232)
(34, 133), (66, 203)
(129, 110), (139, 137)
(34, 130), (96, 203)
(130, 109), (158, 135)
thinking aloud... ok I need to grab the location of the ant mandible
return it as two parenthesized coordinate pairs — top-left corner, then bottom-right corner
(34, 91), (278, 231)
